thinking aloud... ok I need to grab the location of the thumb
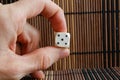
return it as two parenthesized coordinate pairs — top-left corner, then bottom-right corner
(21, 47), (70, 74)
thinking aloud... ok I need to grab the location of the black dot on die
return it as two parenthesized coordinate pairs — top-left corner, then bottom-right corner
(57, 42), (60, 44)
(65, 35), (68, 37)
(65, 43), (67, 45)
(58, 34), (60, 37)
(61, 38), (64, 41)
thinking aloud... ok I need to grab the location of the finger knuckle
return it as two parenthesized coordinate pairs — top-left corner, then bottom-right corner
(40, 54), (50, 70)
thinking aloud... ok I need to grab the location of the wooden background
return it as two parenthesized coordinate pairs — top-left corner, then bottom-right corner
(0, 0), (120, 71)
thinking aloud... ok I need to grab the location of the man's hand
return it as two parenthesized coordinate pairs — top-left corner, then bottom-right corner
(0, 0), (69, 80)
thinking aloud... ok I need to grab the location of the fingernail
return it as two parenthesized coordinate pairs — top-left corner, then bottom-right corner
(60, 49), (70, 58)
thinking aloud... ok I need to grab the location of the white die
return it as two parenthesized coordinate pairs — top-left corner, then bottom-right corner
(55, 32), (70, 48)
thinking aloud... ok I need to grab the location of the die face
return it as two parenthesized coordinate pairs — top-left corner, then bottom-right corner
(55, 32), (70, 48)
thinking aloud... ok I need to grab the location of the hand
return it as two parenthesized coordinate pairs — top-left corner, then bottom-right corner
(0, 0), (69, 80)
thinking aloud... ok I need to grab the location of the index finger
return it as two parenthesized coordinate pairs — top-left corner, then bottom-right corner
(12, 0), (67, 32)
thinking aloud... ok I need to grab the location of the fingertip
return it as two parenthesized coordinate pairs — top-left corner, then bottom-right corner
(50, 9), (67, 32)
(32, 71), (45, 79)
(59, 48), (70, 58)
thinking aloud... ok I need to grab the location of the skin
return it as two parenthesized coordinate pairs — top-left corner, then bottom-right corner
(0, 0), (70, 80)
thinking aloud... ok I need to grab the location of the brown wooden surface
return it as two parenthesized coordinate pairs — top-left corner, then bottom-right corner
(21, 67), (120, 80)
